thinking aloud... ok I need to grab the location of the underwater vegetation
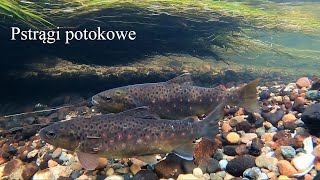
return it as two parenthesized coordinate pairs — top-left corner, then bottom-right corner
(1, 0), (320, 62)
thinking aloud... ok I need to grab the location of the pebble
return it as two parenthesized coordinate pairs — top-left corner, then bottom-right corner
(226, 155), (256, 177)
(226, 132), (240, 144)
(132, 170), (158, 180)
(130, 164), (141, 175)
(255, 127), (266, 137)
(222, 122), (232, 133)
(104, 175), (124, 180)
(177, 174), (200, 180)
(48, 159), (58, 168)
(262, 110), (284, 126)
(59, 152), (69, 162)
(52, 148), (62, 158)
(206, 159), (220, 173)
(280, 146), (296, 159)
(282, 114), (296, 123)
(209, 173), (223, 180)
(291, 153), (315, 171)
(193, 167), (203, 178)
(255, 155), (278, 172)
(116, 167), (130, 174)
(77, 175), (89, 180)
(229, 116), (246, 127)
(296, 77), (311, 88)
(7, 146), (18, 155)
(219, 160), (228, 170)
(301, 103), (320, 135)
(258, 172), (268, 180)
(283, 83), (296, 93)
(27, 149), (38, 159)
(106, 168), (115, 176)
(306, 90), (320, 100)
(223, 145), (237, 156)
(259, 90), (271, 100)
(241, 133), (258, 144)
(278, 175), (290, 180)
(277, 160), (298, 177)
(70, 162), (82, 171)
(243, 167), (262, 179)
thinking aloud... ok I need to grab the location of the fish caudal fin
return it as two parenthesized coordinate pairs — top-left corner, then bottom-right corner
(229, 79), (260, 113)
(200, 102), (224, 140)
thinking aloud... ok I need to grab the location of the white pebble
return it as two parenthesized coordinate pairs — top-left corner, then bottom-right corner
(193, 167), (203, 178)
(292, 153), (315, 171)
(219, 159), (228, 170)
(104, 175), (124, 180)
(27, 149), (39, 159)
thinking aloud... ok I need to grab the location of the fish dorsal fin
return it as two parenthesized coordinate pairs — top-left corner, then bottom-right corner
(133, 155), (159, 165)
(166, 73), (193, 85)
(76, 151), (99, 170)
(117, 107), (160, 119)
(172, 143), (194, 160)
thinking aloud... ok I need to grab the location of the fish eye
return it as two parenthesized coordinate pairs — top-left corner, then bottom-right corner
(104, 96), (113, 102)
(46, 131), (56, 138)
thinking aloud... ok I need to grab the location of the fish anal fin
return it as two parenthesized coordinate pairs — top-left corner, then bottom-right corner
(117, 107), (160, 119)
(133, 155), (159, 165)
(76, 151), (99, 170)
(173, 143), (194, 160)
(166, 73), (193, 85)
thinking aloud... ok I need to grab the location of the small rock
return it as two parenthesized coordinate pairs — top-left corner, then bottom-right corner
(282, 114), (296, 123)
(241, 133), (258, 144)
(296, 77), (311, 88)
(52, 148), (62, 159)
(259, 90), (271, 100)
(235, 144), (248, 155)
(255, 155), (278, 172)
(255, 127), (266, 137)
(283, 83), (297, 93)
(27, 149), (38, 159)
(301, 103), (320, 136)
(132, 170), (159, 180)
(226, 155), (256, 177)
(106, 168), (115, 176)
(206, 159), (220, 173)
(71, 171), (81, 179)
(97, 158), (108, 169)
(177, 174), (200, 180)
(249, 138), (264, 156)
(33, 169), (53, 179)
(291, 153), (315, 171)
(258, 172), (268, 180)
(21, 162), (39, 179)
(221, 122), (232, 133)
(77, 175), (89, 180)
(306, 90), (320, 100)
(116, 167), (129, 174)
(277, 160), (298, 177)
(243, 167), (262, 179)
(70, 162), (82, 171)
(278, 175), (290, 180)
(223, 145), (237, 156)
(236, 120), (252, 132)
(226, 132), (240, 144)
(280, 146), (296, 159)
(105, 175), (124, 180)
(193, 167), (203, 178)
(48, 159), (58, 168)
(7, 146), (18, 155)
(154, 153), (184, 178)
(262, 110), (284, 126)
(209, 173), (223, 180)
(130, 164), (141, 175)
(229, 116), (246, 127)
(219, 160), (228, 170)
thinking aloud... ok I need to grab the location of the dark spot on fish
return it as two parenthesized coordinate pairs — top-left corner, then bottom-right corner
(116, 91), (121, 95)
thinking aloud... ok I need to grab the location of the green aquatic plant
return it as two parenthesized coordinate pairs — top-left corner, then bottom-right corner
(0, 0), (53, 28)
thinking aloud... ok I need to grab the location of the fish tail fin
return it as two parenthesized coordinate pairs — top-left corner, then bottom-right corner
(200, 102), (224, 140)
(229, 79), (260, 113)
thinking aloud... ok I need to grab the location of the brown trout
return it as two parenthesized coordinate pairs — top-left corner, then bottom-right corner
(39, 103), (223, 170)
(91, 73), (260, 119)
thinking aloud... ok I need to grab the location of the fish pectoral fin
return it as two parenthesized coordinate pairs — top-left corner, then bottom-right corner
(118, 107), (160, 120)
(166, 73), (193, 85)
(172, 143), (194, 160)
(133, 155), (159, 165)
(76, 151), (99, 170)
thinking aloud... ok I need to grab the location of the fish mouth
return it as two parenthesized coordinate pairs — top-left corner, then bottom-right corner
(91, 96), (99, 105)
(38, 128), (46, 141)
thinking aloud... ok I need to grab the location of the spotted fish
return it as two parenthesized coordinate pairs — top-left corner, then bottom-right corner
(39, 103), (224, 170)
(91, 73), (260, 119)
